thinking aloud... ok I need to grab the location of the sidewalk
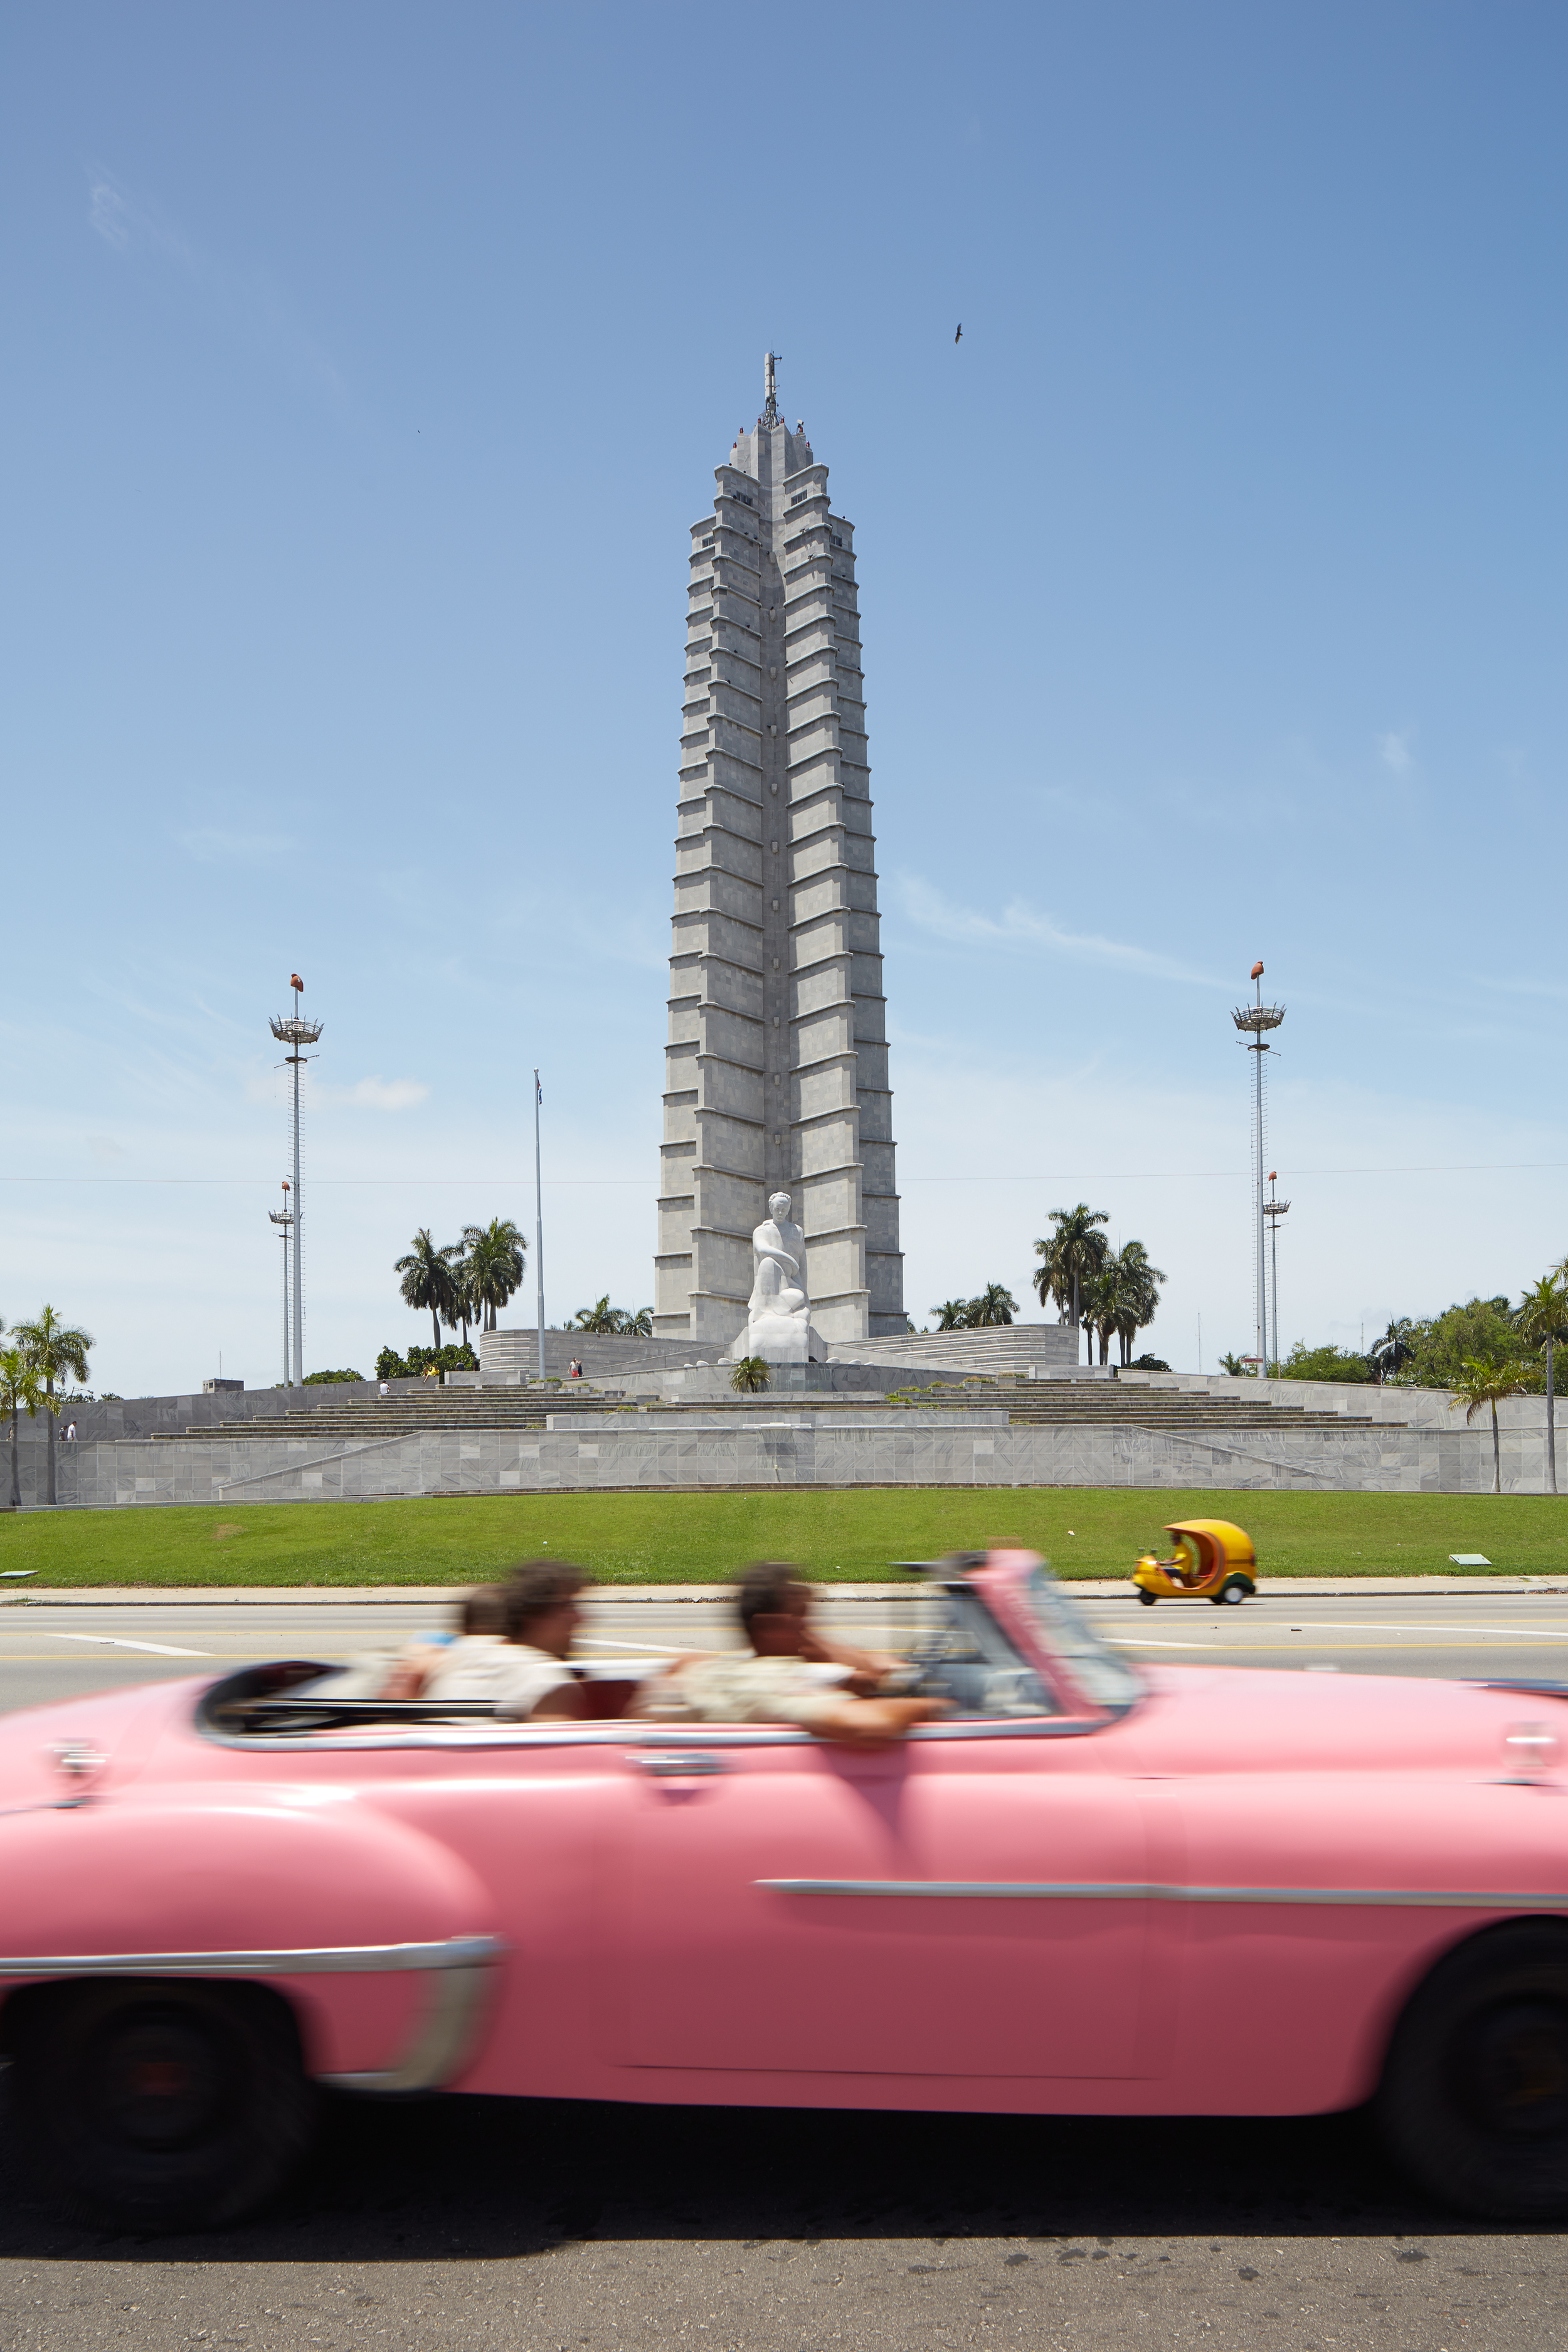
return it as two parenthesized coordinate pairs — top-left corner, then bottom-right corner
(2, 1576), (1567, 1605)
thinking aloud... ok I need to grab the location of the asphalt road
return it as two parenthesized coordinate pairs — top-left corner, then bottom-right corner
(3, 1586), (1567, 2348)
(3, 1587), (1568, 1712)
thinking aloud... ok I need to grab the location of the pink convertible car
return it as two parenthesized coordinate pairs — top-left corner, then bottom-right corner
(3, 1550), (1567, 2230)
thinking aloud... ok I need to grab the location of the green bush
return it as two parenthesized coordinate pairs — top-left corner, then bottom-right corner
(374, 1342), (477, 1380)
(1278, 1342), (1372, 1384)
(304, 1368), (364, 1385)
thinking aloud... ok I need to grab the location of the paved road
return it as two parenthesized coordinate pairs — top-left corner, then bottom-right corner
(3, 1587), (1568, 1712)
(3, 1586), (1567, 2347)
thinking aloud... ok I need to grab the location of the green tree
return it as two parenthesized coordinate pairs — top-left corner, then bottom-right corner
(1032, 1204), (1110, 1366)
(573, 1295), (620, 1334)
(1279, 1341), (1372, 1384)
(623, 1307), (654, 1337)
(1368, 1318), (1417, 1384)
(931, 1299), (973, 1331)
(395, 1229), (460, 1353)
(1406, 1298), (1529, 1392)
(730, 1355), (770, 1394)
(1449, 1355), (1528, 1495)
(461, 1219), (527, 1333)
(968, 1283), (1017, 1327)
(1517, 1273), (1568, 1495)
(1218, 1350), (1249, 1377)
(0, 1345), (49, 1510)
(1111, 1242), (1167, 1367)
(13, 1305), (93, 1508)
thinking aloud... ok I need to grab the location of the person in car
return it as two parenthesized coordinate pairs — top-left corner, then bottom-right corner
(418, 1562), (590, 1720)
(376, 1581), (509, 1701)
(638, 1563), (939, 1748)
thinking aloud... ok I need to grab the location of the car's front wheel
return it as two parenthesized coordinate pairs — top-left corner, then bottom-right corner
(1377, 1921), (1568, 2218)
(9, 1979), (317, 2230)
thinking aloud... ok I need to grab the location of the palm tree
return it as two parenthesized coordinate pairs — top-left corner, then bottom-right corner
(1032, 1204), (1110, 1366)
(1517, 1275), (1568, 1495)
(1369, 1318), (1417, 1385)
(969, 1283), (1017, 1328)
(1, 1346), (48, 1510)
(931, 1299), (973, 1331)
(1110, 1242), (1167, 1367)
(395, 1229), (460, 1353)
(625, 1307), (654, 1337)
(13, 1306), (92, 1508)
(573, 1295), (620, 1335)
(730, 1355), (770, 1394)
(461, 1220), (527, 1333)
(1449, 1355), (1528, 1495)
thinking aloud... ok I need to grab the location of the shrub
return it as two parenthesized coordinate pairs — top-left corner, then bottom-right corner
(374, 1343), (477, 1381)
(730, 1355), (771, 1394)
(304, 1368), (364, 1385)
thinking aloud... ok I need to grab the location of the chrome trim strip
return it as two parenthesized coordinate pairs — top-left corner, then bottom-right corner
(758, 1879), (1568, 1910)
(0, 1932), (503, 1980)
(202, 1717), (1110, 1756)
(323, 1939), (502, 2093)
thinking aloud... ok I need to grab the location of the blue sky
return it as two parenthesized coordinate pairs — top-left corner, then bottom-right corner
(4, 0), (1565, 1394)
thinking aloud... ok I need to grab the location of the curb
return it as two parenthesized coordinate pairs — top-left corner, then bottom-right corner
(2, 1576), (1567, 1606)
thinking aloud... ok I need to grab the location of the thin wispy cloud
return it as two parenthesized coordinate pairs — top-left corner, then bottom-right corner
(174, 827), (295, 867)
(894, 877), (1224, 988)
(339, 1078), (430, 1111)
(85, 165), (347, 411)
(1378, 729), (1414, 775)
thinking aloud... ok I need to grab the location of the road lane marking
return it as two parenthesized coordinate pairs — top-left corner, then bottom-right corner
(55, 1634), (210, 1658)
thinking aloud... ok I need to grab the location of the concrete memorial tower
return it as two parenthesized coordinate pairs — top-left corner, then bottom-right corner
(655, 358), (903, 1353)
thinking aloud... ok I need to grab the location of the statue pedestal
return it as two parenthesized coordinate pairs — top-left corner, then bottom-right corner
(731, 1313), (824, 1364)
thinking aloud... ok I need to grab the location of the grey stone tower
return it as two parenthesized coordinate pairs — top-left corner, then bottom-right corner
(654, 358), (903, 1349)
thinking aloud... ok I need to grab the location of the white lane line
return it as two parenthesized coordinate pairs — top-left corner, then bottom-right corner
(1116, 1638), (1229, 1651)
(56, 1633), (210, 1658)
(1283, 1620), (1568, 1640)
(573, 1637), (690, 1656)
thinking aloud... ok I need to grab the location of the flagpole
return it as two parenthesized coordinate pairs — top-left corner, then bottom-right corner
(533, 1068), (546, 1382)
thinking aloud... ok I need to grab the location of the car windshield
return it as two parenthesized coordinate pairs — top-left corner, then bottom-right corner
(1020, 1567), (1142, 1712)
(902, 1584), (1057, 1719)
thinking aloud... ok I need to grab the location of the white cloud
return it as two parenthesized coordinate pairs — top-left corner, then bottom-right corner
(894, 876), (1224, 988)
(1378, 729), (1413, 775)
(88, 181), (130, 249)
(174, 827), (294, 866)
(83, 165), (346, 410)
(340, 1078), (429, 1111)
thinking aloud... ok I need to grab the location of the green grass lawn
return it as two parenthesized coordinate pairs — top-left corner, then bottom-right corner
(1, 1488), (1566, 1587)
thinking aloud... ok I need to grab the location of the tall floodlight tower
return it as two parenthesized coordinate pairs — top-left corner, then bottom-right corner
(1231, 963), (1285, 1374)
(267, 1179), (294, 1385)
(269, 976), (322, 1391)
(1264, 1170), (1290, 1375)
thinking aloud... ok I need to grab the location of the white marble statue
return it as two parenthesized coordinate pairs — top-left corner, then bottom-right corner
(728, 1192), (824, 1363)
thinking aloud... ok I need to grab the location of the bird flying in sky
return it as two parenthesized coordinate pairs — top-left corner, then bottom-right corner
(954, 323), (963, 343)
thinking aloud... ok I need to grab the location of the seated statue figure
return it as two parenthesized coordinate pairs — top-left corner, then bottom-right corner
(728, 1191), (825, 1364)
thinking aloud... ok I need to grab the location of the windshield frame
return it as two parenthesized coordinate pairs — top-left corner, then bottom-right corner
(968, 1553), (1144, 1722)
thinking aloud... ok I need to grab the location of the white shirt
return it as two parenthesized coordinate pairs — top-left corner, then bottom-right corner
(420, 1634), (575, 1719)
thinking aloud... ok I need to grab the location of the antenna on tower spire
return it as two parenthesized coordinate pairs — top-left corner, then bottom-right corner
(763, 350), (782, 426)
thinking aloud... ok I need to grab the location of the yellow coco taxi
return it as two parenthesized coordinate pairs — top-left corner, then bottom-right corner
(1133, 1518), (1258, 1606)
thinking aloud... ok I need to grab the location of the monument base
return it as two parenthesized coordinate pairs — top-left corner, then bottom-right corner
(726, 1313), (825, 1365)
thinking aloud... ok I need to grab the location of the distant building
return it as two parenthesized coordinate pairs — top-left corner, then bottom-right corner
(655, 359), (903, 1348)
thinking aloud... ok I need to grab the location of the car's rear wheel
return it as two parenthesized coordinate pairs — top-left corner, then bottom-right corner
(1377, 1922), (1568, 2218)
(9, 1979), (317, 2230)
(1137, 1589), (1158, 1606)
